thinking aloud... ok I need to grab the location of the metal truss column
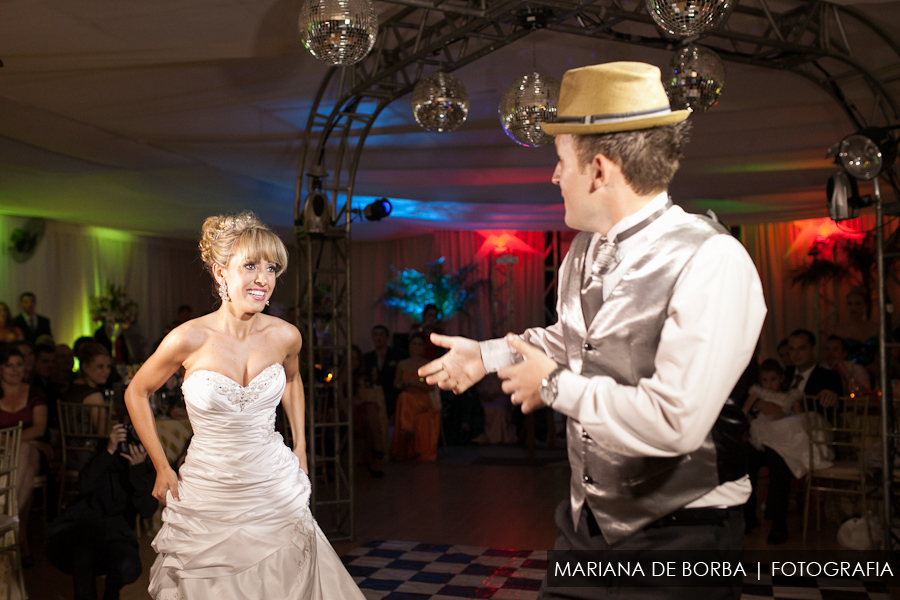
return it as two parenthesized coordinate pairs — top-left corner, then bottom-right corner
(296, 228), (354, 541)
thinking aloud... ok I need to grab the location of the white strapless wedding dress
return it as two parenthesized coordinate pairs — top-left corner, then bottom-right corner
(149, 363), (364, 600)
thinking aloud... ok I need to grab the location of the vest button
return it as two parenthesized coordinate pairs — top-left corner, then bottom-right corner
(583, 343), (592, 351)
(583, 475), (593, 484)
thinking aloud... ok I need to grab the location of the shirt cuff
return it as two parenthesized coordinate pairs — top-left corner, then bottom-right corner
(479, 338), (519, 373)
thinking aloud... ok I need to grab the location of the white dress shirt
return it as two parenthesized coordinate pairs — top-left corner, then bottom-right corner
(481, 192), (767, 508)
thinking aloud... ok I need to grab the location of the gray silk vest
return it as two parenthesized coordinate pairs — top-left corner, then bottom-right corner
(558, 214), (730, 545)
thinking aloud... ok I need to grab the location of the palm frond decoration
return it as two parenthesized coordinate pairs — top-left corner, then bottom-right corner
(380, 258), (486, 319)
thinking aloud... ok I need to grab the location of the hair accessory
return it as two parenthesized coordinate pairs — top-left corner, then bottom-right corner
(542, 61), (690, 136)
(218, 280), (230, 303)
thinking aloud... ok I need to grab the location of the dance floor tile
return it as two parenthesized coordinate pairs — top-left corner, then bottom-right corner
(384, 593), (434, 600)
(447, 574), (507, 588)
(410, 571), (456, 585)
(490, 590), (540, 600)
(352, 556), (396, 569)
(435, 584), (499, 598)
(360, 578), (406, 592)
(770, 588), (822, 599)
(404, 551), (451, 562)
(387, 559), (431, 571)
(422, 561), (469, 574)
(460, 564), (516, 577)
(394, 581), (445, 595)
(348, 564), (381, 578)
(498, 577), (542, 591)
(370, 568), (417, 581)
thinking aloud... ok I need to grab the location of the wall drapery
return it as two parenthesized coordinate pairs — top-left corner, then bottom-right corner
(743, 213), (899, 361)
(0, 215), (214, 350)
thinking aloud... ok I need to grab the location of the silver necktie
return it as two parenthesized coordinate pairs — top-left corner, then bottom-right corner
(581, 237), (617, 325)
(580, 199), (674, 325)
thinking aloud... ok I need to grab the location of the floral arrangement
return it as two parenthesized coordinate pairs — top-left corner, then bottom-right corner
(380, 257), (485, 319)
(89, 283), (137, 325)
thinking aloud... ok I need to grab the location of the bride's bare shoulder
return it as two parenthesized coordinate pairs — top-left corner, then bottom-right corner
(260, 315), (302, 349)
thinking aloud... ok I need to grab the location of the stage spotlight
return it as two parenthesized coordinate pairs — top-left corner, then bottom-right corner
(827, 171), (862, 221)
(836, 127), (897, 181)
(303, 190), (332, 233)
(362, 198), (392, 221)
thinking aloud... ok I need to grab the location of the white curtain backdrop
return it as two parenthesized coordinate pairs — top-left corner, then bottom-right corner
(0, 215), (214, 350)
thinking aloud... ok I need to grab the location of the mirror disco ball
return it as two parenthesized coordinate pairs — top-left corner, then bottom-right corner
(299, 0), (377, 67)
(499, 72), (560, 148)
(664, 44), (725, 112)
(411, 73), (470, 133)
(646, 0), (733, 37)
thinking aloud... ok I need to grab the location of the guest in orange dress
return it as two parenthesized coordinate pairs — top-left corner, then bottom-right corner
(391, 333), (440, 462)
(0, 302), (24, 342)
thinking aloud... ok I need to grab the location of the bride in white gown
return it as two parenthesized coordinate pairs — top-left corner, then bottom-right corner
(125, 212), (364, 600)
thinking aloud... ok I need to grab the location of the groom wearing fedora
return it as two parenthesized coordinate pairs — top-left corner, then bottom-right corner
(419, 61), (766, 599)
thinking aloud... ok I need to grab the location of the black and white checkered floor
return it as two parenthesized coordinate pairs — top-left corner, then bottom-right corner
(343, 541), (894, 600)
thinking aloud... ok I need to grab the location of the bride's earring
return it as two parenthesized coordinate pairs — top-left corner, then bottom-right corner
(266, 300), (270, 306)
(218, 280), (230, 303)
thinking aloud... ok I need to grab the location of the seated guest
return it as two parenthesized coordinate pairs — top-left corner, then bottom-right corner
(822, 335), (871, 395)
(750, 330), (842, 545)
(14, 340), (35, 384)
(832, 286), (879, 366)
(47, 423), (157, 600)
(94, 319), (130, 366)
(33, 343), (62, 429)
(410, 304), (445, 361)
(472, 374), (515, 444)
(391, 333), (440, 462)
(363, 325), (403, 419)
(0, 345), (48, 564)
(339, 345), (385, 477)
(63, 342), (113, 406)
(0, 302), (24, 342)
(53, 343), (76, 391)
(14, 291), (53, 345)
(776, 337), (791, 369)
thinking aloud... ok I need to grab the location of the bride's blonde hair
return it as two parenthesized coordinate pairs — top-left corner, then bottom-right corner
(199, 211), (288, 277)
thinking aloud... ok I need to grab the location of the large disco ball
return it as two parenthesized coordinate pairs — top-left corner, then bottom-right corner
(646, 0), (734, 37)
(299, 0), (377, 67)
(411, 73), (470, 133)
(664, 45), (725, 112)
(499, 72), (560, 148)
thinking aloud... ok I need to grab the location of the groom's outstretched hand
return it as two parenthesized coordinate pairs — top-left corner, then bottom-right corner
(418, 333), (487, 394)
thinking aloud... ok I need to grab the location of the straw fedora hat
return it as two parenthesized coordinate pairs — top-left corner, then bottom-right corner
(542, 61), (690, 135)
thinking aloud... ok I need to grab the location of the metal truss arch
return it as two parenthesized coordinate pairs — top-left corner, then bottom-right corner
(293, 0), (900, 541)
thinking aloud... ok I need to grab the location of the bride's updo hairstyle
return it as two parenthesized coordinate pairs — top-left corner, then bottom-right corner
(199, 211), (288, 279)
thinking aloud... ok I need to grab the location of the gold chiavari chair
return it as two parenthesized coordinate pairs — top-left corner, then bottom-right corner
(0, 424), (26, 600)
(57, 401), (113, 513)
(802, 394), (877, 547)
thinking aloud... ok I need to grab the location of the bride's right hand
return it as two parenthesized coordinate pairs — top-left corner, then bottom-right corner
(154, 466), (180, 505)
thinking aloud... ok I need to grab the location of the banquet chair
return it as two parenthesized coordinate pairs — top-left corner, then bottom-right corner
(802, 394), (877, 547)
(57, 401), (114, 513)
(0, 424), (26, 600)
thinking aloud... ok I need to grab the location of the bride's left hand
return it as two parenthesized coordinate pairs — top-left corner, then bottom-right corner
(294, 448), (308, 475)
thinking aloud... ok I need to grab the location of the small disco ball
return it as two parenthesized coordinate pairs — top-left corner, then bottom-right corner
(664, 44), (725, 112)
(410, 72), (470, 133)
(499, 72), (560, 148)
(299, 0), (377, 67)
(646, 0), (733, 37)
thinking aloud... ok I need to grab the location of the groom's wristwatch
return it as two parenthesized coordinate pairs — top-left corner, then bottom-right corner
(539, 365), (566, 406)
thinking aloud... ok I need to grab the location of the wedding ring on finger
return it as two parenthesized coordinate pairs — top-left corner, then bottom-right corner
(511, 393), (516, 404)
